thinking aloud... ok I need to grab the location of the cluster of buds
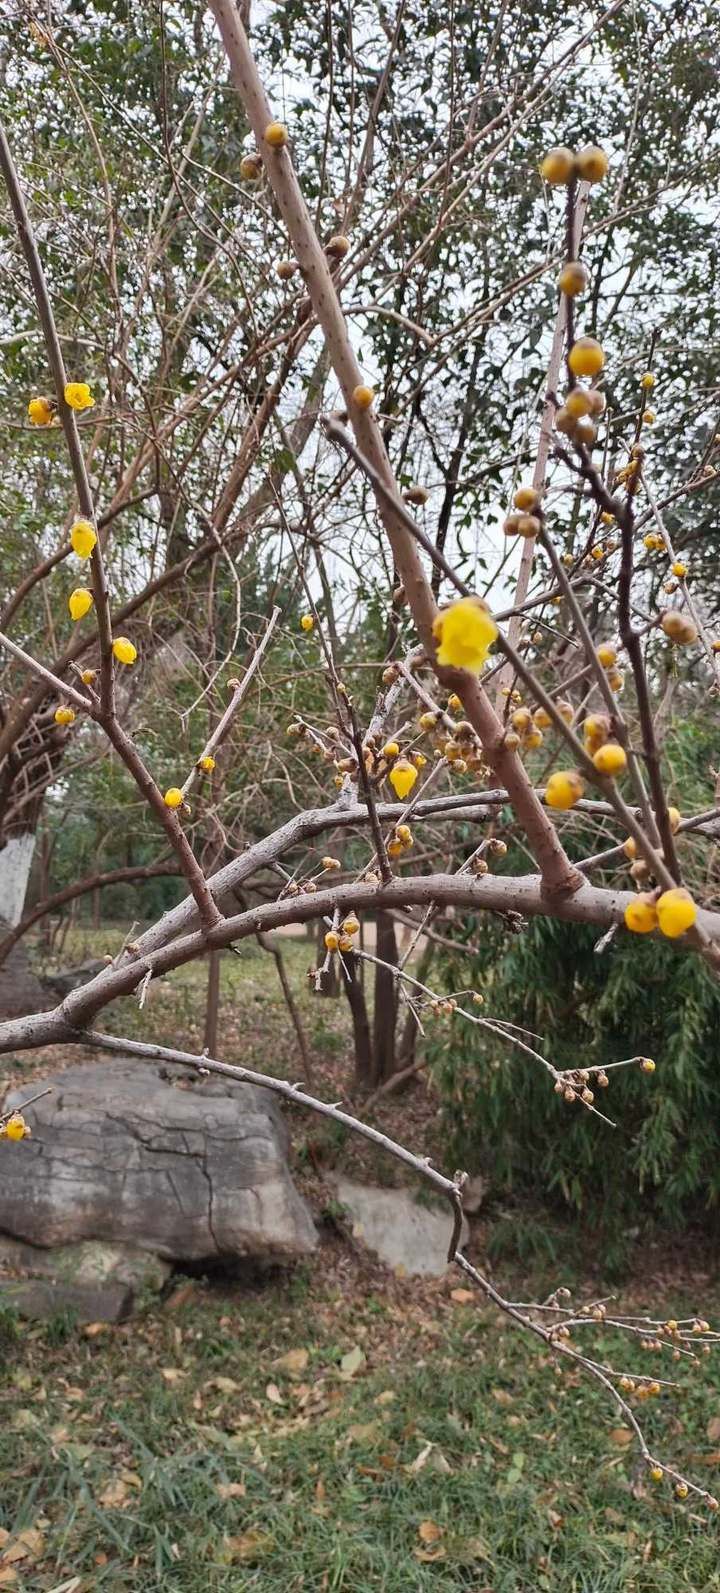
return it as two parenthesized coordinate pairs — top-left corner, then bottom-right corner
(324, 914), (361, 956)
(425, 996), (459, 1019)
(554, 373), (606, 450)
(388, 822), (413, 859)
(470, 838), (508, 875)
(506, 698), (573, 755)
(595, 642), (624, 694)
(613, 443), (643, 492)
(581, 713), (627, 775)
(553, 1066), (609, 1107)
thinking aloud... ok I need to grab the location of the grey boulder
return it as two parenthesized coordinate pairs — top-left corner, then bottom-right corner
(0, 1059), (317, 1267)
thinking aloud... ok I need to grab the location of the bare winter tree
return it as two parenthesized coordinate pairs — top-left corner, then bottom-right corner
(2, 0), (720, 1508)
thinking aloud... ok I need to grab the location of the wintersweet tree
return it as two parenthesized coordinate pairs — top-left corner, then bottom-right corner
(2, 0), (720, 1506)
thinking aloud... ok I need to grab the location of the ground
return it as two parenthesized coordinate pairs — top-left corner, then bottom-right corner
(1, 927), (719, 1590)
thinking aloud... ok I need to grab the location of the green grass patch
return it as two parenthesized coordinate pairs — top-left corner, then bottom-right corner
(1, 1272), (719, 1590)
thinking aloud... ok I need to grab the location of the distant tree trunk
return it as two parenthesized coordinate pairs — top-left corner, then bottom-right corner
(372, 911), (398, 1085)
(396, 942), (434, 1072)
(204, 950), (221, 1054)
(344, 951), (374, 1090)
(314, 920), (338, 995)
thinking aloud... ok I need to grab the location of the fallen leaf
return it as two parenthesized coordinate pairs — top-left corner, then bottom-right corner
(64, 1387), (84, 1402)
(338, 1345), (366, 1380)
(265, 1381), (283, 1405)
(457, 1535), (492, 1563)
(0, 1537), (7, 1551)
(492, 1388), (514, 1406)
(224, 1530), (272, 1562)
(160, 1368), (186, 1384)
(547, 1508), (564, 1530)
(0, 1570), (18, 1587)
(707, 1417), (720, 1442)
(609, 1427), (633, 1447)
(450, 1288), (476, 1305)
(213, 1376), (239, 1394)
(216, 1482), (246, 1500)
(82, 1322), (108, 1338)
(98, 1477), (131, 1509)
(273, 1348), (308, 1376)
(413, 1546), (446, 1562)
(164, 1281), (197, 1311)
(418, 1519), (443, 1544)
(374, 1390), (395, 1407)
(346, 1420), (380, 1446)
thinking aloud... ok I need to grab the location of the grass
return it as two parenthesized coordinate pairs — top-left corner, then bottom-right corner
(1, 1262), (720, 1591)
(2, 924), (720, 1588)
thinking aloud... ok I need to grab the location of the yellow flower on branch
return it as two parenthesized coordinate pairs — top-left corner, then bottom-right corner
(112, 637), (137, 665)
(64, 381), (95, 411)
(433, 597), (497, 673)
(68, 588), (94, 621)
(0, 1113), (29, 1141)
(28, 395), (53, 426)
(388, 757), (417, 800)
(70, 520), (97, 559)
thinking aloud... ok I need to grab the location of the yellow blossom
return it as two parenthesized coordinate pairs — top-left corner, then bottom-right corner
(112, 636), (137, 666)
(64, 381), (95, 411)
(545, 770), (584, 810)
(300, 614), (314, 632)
(68, 588), (94, 621)
(199, 755), (216, 772)
(433, 597), (497, 673)
(656, 887), (697, 940)
(1, 1113), (29, 1141)
(388, 757), (417, 800)
(164, 787), (184, 809)
(70, 519), (97, 559)
(28, 395), (53, 426)
(624, 896), (658, 935)
(54, 705), (76, 726)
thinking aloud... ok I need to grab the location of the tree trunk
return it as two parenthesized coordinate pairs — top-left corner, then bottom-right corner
(0, 831), (37, 929)
(372, 911), (399, 1085)
(396, 942), (434, 1071)
(343, 951), (374, 1091)
(0, 833), (51, 1020)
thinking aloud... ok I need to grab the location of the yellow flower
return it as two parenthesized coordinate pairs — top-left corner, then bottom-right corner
(68, 588), (94, 621)
(352, 384), (375, 410)
(433, 597), (497, 672)
(656, 887), (697, 940)
(545, 770), (584, 810)
(81, 668), (96, 685)
(641, 372), (655, 390)
(342, 915), (360, 936)
(64, 381), (95, 411)
(640, 1057), (656, 1073)
(199, 755), (216, 772)
(264, 121), (289, 148)
(624, 896), (658, 935)
(28, 395), (53, 426)
(388, 757), (417, 800)
(592, 742), (627, 776)
(324, 930), (340, 952)
(70, 519), (97, 559)
(54, 705), (76, 726)
(568, 338), (605, 377)
(2, 1112), (28, 1141)
(164, 787), (184, 809)
(382, 741), (400, 759)
(300, 614), (314, 632)
(112, 636), (137, 665)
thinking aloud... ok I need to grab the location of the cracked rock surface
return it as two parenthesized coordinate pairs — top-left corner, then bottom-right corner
(0, 1060), (317, 1265)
